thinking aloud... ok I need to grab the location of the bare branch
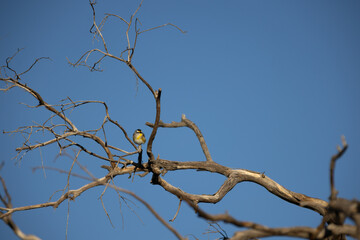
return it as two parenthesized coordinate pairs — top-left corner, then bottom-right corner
(105, 13), (128, 25)
(328, 198), (360, 238)
(2, 3), (358, 240)
(0, 173), (186, 240)
(204, 222), (229, 240)
(1, 78), (78, 131)
(32, 166), (92, 181)
(146, 88), (162, 162)
(143, 159), (328, 215)
(183, 198), (357, 239)
(2, 48), (24, 78)
(139, 22), (187, 34)
(181, 114), (213, 162)
(126, 62), (155, 96)
(105, 181), (186, 240)
(125, 0), (143, 61)
(89, 0), (108, 53)
(0, 176), (41, 240)
(230, 224), (357, 240)
(18, 57), (51, 77)
(1, 70), (140, 168)
(147, 114), (214, 162)
(169, 199), (182, 222)
(330, 135), (348, 201)
(0, 176), (110, 219)
(102, 158), (329, 217)
(15, 131), (77, 152)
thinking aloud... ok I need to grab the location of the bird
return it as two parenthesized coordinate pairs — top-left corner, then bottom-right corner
(133, 129), (146, 168)
(133, 129), (146, 145)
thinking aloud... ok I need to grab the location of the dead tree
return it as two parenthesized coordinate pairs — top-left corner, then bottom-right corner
(1, 1), (359, 239)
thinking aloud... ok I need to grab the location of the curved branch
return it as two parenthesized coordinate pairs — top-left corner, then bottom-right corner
(89, 0), (108, 53)
(147, 89), (162, 161)
(0, 176), (110, 219)
(106, 158), (329, 216)
(18, 57), (51, 78)
(230, 224), (357, 240)
(155, 169), (327, 215)
(146, 114), (213, 162)
(183, 198), (356, 239)
(1, 78), (78, 131)
(105, 181), (186, 240)
(1, 78), (139, 168)
(0, 177), (41, 240)
(126, 62), (155, 96)
(139, 22), (187, 34)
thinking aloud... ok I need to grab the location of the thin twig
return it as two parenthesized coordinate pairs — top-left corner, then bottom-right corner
(139, 23), (187, 34)
(169, 198), (182, 222)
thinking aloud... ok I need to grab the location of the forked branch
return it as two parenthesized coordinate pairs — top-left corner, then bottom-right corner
(0, 174), (186, 240)
(1, 2), (358, 240)
(184, 198), (357, 239)
(330, 135), (348, 201)
(0, 176), (41, 240)
(1, 54), (141, 168)
(146, 114), (213, 162)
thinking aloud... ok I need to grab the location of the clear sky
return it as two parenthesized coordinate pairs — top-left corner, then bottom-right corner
(1, 1), (359, 239)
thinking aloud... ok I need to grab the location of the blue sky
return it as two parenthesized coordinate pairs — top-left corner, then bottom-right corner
(1, 1), (359, 239)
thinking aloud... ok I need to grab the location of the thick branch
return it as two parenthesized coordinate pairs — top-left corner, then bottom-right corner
(155, 167), (327, 215)
(183, 198), (356, 239)
(107, 158), (328, 216)
(231, 224), (357, 240)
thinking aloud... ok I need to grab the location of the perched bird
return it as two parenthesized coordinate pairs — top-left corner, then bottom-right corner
(133, 129), (146, 167)
(133, 129), (146, 145)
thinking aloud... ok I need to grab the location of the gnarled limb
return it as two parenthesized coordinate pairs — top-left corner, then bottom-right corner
(146, 116), (328, 215)
(1, 2), (358, 240)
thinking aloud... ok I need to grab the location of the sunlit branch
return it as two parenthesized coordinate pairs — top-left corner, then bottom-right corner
(89, 0), (108, 53)
(0, 176), (41, 240)
(0, 176), (111, 219)
(147, 114), (213, 162)
(0, 173), (186, 240)
(1, 2), (358, 240)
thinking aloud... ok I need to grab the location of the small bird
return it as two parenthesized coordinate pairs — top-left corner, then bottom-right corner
(133, 129), (146, 145)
